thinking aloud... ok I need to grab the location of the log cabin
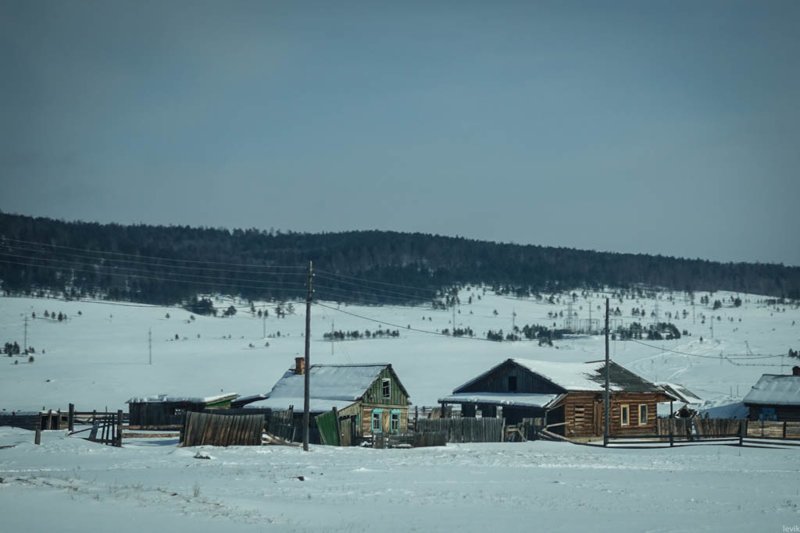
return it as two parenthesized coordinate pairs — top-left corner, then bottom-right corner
(440, 358), (674, 439)
(247, 358), (411, 445)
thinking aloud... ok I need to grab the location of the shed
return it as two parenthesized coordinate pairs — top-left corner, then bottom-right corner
(247, 359), (411, 445)
(743, 373), (800, 421)
(440, 358), (674, 439)
(127, 393), (239, 428)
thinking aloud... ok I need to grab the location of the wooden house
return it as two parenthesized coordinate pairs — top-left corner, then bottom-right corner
(440, 358), (674, 439)
(127, 393), (238, 428)
(247, 358), (411, 445)
(743, 370), (800, 421)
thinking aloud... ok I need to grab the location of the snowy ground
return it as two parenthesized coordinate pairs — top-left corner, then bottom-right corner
(1, 427), (799, 533)
(1, 289), (799, 531)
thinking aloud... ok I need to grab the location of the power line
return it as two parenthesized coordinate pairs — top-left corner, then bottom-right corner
(315, 301), (505, 343)
(0, 257), (307, 293)
(0, 243), (306, 278)
(0, 237), (306, 270)
(628, 338), (785, 360)
(315, 269), (438, 293)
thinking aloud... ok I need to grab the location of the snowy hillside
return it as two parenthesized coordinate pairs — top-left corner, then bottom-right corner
(1, 289), (799, 533)
(0, 289), (798, 412)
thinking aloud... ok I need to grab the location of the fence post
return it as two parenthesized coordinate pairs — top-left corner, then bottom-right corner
(116, 409), (124, 447)
(35, 424), (41, 445)
(68, 403), (75, 433)
(783, 421), (787, 440)
(669, 419), (674, 447)
(739, 420), (745, 447)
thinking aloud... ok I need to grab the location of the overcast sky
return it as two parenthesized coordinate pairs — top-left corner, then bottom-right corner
(1, 1), (798, 265)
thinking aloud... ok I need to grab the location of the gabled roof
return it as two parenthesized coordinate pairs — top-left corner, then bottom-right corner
(656, 383), (703, 405)
(247, 363), (409, 412)
(743, 374), (800, 406)
(454, 358), (667, 395)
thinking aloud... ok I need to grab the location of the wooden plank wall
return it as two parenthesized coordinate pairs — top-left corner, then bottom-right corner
(416, 418), (504, 443)
(181, 411), (264, 447)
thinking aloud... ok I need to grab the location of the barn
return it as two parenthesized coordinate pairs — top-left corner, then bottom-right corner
(743, 369), (800, 421)
(127, 392), (239, 428)
(247, 358), (411, 445)
(440, 358), (674, 439)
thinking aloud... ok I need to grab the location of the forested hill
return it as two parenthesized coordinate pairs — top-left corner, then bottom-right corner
(1, 212), (798, 305)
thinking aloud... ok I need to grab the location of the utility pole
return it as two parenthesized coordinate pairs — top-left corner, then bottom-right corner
(303, 260), (314, 452)
(604, 298), (610, 447)
(23, 316), (28, 354)
(262, 310), (266, 339)
(148, 328), (152, 365)
(331, 320), (335, 356)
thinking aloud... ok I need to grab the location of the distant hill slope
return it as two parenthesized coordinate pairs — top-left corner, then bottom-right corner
(1, 211), (798, 304)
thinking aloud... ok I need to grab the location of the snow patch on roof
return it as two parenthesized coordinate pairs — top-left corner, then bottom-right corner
(127, 393), (238, 404)
(512, 358), (619, 392)
(246, 397), (356, 413)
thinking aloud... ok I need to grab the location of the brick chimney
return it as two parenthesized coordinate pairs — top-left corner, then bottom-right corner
(294, 356), (306, 375)
(792, 365), (800, 377)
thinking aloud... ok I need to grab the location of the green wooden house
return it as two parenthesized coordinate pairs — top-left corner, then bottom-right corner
(247, 360), (411, 445)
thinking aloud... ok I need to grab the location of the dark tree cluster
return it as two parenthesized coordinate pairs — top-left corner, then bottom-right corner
(2, 211), (799, 306)
(613, 322), (681, 341)
(323, 328), (400, 341)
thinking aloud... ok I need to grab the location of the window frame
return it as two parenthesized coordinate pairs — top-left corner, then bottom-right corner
(390, 409), (401, 433)
(620, 404), (630, 427)
(371, 409), (384, 433)
(381, 378), (391, 401)
(638, 404), (648, 426)
(508, 375), (518, 392)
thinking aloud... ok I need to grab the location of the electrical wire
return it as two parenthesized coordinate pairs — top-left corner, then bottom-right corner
(0, 237), (306, 270)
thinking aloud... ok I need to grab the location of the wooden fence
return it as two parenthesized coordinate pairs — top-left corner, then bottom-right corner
(416, 418), (504, 443)
(746, 420), (800, 439)
(181, 411), (264, 447)
(71, 410), (124, 447)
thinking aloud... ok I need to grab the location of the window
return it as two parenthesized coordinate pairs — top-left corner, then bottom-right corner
(390, 410), (401, 433)
(508, 376), (518, 392)
(638, 404), (648, 426)
(382, 378), (391, 400)
(371, 409), (383, 433)
(620, 404), (630, 427)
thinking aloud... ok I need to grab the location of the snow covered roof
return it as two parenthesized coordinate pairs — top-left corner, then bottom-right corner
(439, 392), (561, 409)
(269, 364), (393, 401)
(656, 383), (703, 405)
(246, 363), (407, 412)
(743, 375), (800, 406)
(454, 358), (665, 395)
(246, 397), (356, 413)
(126, 393), (238, 404)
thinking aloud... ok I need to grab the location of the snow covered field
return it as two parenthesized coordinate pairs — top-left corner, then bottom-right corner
(1, 289), (799, 531)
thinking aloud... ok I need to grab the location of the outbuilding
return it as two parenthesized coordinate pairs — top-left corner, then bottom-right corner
(743, 369), (800, 421)
(127, 392), (239, 428)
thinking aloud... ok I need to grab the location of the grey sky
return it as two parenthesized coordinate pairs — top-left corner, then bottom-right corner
(2, 1), (799, 265)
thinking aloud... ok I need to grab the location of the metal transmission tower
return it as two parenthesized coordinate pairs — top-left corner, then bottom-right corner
(565, 300), (575, 331)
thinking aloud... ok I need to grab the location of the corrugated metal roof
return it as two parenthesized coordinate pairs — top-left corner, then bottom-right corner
(439, 392), (560, 409)
(743, 375), (800, 406)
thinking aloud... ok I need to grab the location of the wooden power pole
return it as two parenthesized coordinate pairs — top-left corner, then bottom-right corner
(604, 297), (610, 447)
(303, 260), (314, 451)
